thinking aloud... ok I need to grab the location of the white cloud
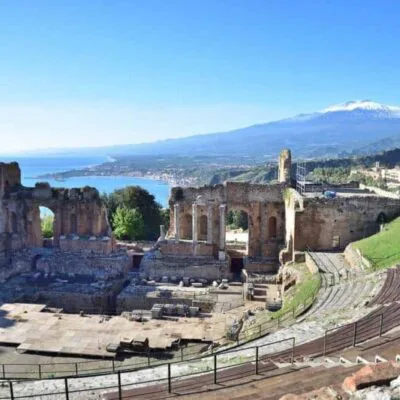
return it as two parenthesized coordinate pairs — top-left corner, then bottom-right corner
(0, 102), (287, 153)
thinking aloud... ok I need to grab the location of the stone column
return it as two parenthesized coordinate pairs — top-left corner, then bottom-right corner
(260, 203), (267, 257)
(192, 203), (198, 243)
(219, 204), (226, 252)
(174, 204), (180, 242)
(207, 204), (213, 244)
(159, 225), (166, 240)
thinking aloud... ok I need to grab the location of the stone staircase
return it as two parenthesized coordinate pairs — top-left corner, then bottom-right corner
(252, 283), (268, 302)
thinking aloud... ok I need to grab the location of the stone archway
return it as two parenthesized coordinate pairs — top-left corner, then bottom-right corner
(70, 214), (77, 234)
(268, 216), (277, 239)
(199, 215), (208, 241)
(180, 214), (193, 240)
(10, 212), (18, 233)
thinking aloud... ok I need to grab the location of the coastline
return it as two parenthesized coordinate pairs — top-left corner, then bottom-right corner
(36, 171), (197, 187)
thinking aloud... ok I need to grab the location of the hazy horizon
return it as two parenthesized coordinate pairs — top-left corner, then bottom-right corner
(2, 1), (400, 153)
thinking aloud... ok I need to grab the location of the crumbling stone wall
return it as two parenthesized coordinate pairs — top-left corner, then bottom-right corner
(36, 250), (130, 279)
(0, 163), (113, 266)
(289, 195), (400, 254)
(167, 181), (287, 261)
(278, 149), (291, 183)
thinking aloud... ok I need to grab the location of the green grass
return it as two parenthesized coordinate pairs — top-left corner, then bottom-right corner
(271, 264), (321, 320)
(353, 217), (400, 271)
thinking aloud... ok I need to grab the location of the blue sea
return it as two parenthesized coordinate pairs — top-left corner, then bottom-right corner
(1, 156), (170, 208)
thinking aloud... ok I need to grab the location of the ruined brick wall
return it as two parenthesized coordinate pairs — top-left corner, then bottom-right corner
(159, 241), (215, 257)
(167, 181), (286, 260)
(0, 162), (21, 197)
(0, 164), (113, 259)
(36, 250), (130, 278)
(59, 236), (114, 255)
(293, 196), (400, 252)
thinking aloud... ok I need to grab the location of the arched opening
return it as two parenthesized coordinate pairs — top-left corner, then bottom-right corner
(70, 214), (77, 234)
(180, 213), (193, 240)
(31, 254), (42, 271)
(11, 212), (18, 233)
(377, 212), (388, 232)
(40, 207), (55, 248)
(226, 208), (249, 278)
(198, 214), (208, 241)
(268, 216), (277, 239)
(3, 180), (10, 198)
(377, 212), (388, 225)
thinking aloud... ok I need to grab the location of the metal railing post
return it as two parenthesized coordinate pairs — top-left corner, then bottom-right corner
(9, 381), (14, 400)
(353, 322), (357, 347)
(38, 363), (42, 379)
(168, 363), (172, 393)
(292, 337), (296, 364)
(379, 314), (384, 337)
(181, 347), (184, 361)
(64, 378), (69, 400)
(255, 347), (259, 374)
(214, 354), (217, 384)
(112, 360), (115, 373)
(75, 363), (78, 376)
(147, 352), (151, 367)
(118, 371), (122, 400)
(2, 364), (5, 379)
(323, 330), (327, 356)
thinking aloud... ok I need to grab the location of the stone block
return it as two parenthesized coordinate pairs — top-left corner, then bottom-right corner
(342, 362), (400, 392)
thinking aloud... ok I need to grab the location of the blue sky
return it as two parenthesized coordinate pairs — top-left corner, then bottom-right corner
(1, 0), (400, 152)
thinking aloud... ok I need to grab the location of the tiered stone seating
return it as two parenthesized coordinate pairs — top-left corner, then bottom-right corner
(306, 278), (379, 319)
(369, 266), (400, 306)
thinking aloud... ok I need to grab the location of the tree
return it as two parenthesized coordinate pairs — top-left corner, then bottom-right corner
(112, 207), (144, 240)
(41, 215), (54, 238)
(160, 208), (170, 231)
(102, 186), (164, 240)
(227, 210), (248, 230)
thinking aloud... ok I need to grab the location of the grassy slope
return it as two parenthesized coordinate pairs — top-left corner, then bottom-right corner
(353, 217), (400, 270)
(271, 263), (321, 320)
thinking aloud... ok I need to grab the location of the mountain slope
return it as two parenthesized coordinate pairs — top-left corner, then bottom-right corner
(106, 100), (400, 158)
(17, 100), (400, 159)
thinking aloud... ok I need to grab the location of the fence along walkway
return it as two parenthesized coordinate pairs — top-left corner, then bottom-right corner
(369, 265), (400, 306)
(0, 274), (320, 381)
(3, 301), (399, 400)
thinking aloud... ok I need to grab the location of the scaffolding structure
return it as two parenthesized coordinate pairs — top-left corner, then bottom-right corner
(296, 160), (308, 194)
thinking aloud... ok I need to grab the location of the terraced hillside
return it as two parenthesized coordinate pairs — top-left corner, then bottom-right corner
(353, 217), (400, 270)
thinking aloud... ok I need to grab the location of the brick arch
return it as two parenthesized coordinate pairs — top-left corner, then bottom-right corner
(268, 216), (277, 239)
(180, 213), (193, 240)
(199, 214), (208, 240)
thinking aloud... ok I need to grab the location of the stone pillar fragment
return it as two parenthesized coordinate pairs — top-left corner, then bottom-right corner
(261, 203), (267, 257)
(174, 204), (180, 242)
(192, 203), (198, 244)
(160, 225), (166, 240)
(207, 205), (213, 244)
(219, 204), (226, 251)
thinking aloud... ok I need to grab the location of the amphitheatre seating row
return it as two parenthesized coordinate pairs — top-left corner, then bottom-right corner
(103, 302), (400, 399)
(310, 252), (363, 285)
(369, 266), (400, 306)
(305, 278), (378, 319)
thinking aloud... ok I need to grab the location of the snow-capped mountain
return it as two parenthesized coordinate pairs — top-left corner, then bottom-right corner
(322, 100), (400, 114)
(30, 100), (400, 159)
(285, 100), (400, 123)
(108, 100), (400, 158)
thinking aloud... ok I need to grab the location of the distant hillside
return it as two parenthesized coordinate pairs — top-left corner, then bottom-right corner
(348, 134), (400, 156)
(218, 148), (400, 185)
(18, 100), (400, 160)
